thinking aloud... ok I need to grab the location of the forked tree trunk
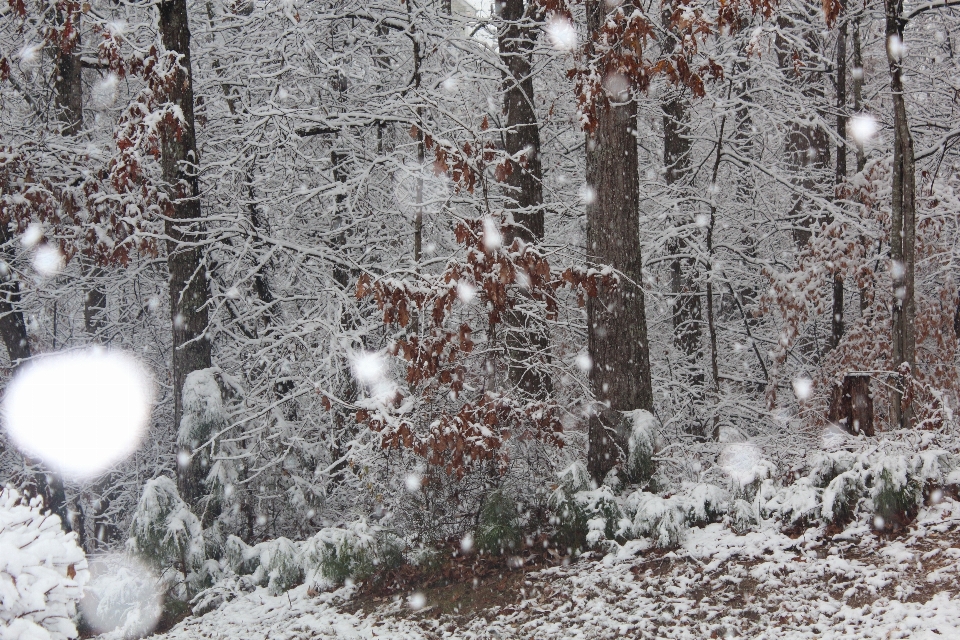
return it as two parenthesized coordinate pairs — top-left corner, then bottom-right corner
(885, 0), (917, 429)
(584, 0), (654, 484)
(498, 0), (551, 399)
(158, 0), (213, 505)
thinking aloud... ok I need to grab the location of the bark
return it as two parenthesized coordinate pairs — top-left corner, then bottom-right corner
(886, 0), (917, 429)
(498, 0), (551, 399)
(158, 0), (213, 505)
(828, 373), (874, 436)
(661, 6), (703, 431)
(829, 12), (847, 352)
(585, 0), (654, 484)
(0, 223), (31, 367)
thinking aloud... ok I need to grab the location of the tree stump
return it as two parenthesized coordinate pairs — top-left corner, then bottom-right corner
(828, 374), (874, 436)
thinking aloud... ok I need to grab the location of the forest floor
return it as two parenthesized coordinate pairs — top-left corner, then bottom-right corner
(149, 499), (960, 639)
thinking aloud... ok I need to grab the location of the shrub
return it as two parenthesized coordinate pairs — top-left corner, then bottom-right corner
(128, 477), (205, 590)
(302, 520), (401, 587)
(627, 492), (687, 549)
(254, 537), (302, 596)
(871, 456), (922, 528)
(821, 470), (864, 525)
(0, 488), (89, 640)
(475, 490), (522, 555)
(623, 410), (657, 485)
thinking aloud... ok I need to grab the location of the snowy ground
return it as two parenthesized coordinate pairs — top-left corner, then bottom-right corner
(150, 500), (960, 639)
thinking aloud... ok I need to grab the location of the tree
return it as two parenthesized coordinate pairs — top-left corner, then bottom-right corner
(885, 0), (917, 428)
(582, 0), (654, 483)
(156, 0), (214, 500)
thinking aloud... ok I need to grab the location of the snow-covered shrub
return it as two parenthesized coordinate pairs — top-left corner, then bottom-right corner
(575, 486), (624, 548)
(546, 487), (587, 554)
(623, 410), (657, 485)
(252, 537), (302, 596)
(406, 545), (444, 572)
(222, 535), (256, 575)
(0, 488), (89, 640)
(679, 483), (727, 527)
(557, 461), (592, 494)
(127, 477), (204, 592)
(821, 470), (864, 525)
(626, 491), (687, 549)
(80, 555), (162, 639)
(870, 455), (923, 526)
(178, 369), (227, 450)
(809, 451), (859, 488)
(188, 573), (256, 617)
(302, 520), (401, 587)
(475, 490), (522, 555)
(765, 478), (822, 527)
(727, 499), (757, 533)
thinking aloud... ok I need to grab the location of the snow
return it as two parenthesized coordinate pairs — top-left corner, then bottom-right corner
(0, 489), (89, 640)
(2, 350), (154, 479)
(178, 369), (226, 447)
(140, 499), (960, 639)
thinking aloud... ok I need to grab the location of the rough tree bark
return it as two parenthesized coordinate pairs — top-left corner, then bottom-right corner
(661, 4), (704, 435)
(498, 0), (551, 399)
(585, 0), (654, 484)
(158, 0), (213, 505)
(828, 373), (874, 436)
(829, 4), (848, 352)
(885, 0), (917, 429)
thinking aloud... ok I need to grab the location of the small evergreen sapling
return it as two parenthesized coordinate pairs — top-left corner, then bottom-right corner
(127, 477), (205, 595)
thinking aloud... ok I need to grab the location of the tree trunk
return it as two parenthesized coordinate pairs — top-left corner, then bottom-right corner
(828, 373), (874, 436)
(885, 0), (916, 429)
(158, 0), (213, 506)
(498, 0), (551, 399)
(585, 0), (654, 484)
(661, 6), (704, 434)
(0, 223), (31, 367)
(829, 11), (847, 352)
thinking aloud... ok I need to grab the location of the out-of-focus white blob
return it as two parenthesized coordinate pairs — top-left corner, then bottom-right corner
(93, 73), (119, 108)
(851, 66), (864, 81)
(225, 286), (241, 299)
(80, 554), (162, 639)
(579, 184), (596, 205)
(33, 245), (64, 277)
(575, 351), (593, 373)
(873, 515), (885, 530)
(792, 377), (813, 401)
(405, 473), (421, 492)
(21, 224), (43, 249)
(695, 213), (710, 227)
(457, 280), (477, 304)
(720, 442), (761, 485)
(546, 16), (577, 51)
(351, 351), (386, 386)
(822, 423), (848, 449)
(442, 76), (458, 92)
(19, 44), (41, 64)
(850, 114), (878, 143)
(2, 349), (154, 479)
(930, 488), (944, 505)
(887, 35), (904, 61)
(890, 259), (905, 279)
(460, 532), (474, 553)
(483, 217), (502, 251)
(408, 592), (426, 610)
(602, 72), (630, 102)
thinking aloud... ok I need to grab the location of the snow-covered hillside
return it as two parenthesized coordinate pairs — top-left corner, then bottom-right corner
(148, 498), (960, 640)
